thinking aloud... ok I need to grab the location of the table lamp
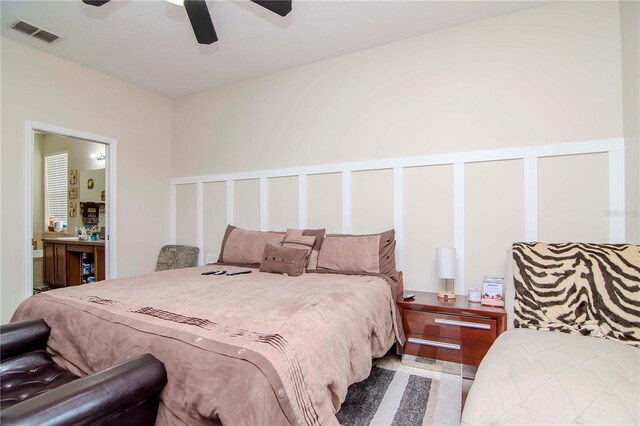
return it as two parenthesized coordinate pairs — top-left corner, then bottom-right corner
(436, 247), (456, 301)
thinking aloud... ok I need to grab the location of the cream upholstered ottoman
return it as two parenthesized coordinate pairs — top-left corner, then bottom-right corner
(462, 243), (640, 425)
(461, 328), (639, 425)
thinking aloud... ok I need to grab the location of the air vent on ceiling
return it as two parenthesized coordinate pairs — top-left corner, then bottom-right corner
(11, 19), (61, 44)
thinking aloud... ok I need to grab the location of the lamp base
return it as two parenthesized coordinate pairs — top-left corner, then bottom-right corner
(437, 290), (456, 301)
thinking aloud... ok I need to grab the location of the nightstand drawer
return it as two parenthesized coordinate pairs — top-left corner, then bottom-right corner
(404, 334), (493, 366)
(404, 310), (497, 344)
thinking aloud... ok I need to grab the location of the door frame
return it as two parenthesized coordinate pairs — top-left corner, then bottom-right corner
(24, 120), (117, 300)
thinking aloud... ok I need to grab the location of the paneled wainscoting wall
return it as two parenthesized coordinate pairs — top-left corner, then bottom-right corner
(170, 138), (625, 294)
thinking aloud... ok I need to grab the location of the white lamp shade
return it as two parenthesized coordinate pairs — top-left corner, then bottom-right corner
(436, 247), (456, 279)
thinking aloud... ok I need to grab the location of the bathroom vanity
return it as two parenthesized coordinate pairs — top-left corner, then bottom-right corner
(42, 238), (105, 288)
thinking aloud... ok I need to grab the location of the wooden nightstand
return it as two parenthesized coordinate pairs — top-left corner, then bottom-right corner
(398, 291), (507, 366)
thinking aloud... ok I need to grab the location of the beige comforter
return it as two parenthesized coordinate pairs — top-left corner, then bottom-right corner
(12, 265), (400, 425)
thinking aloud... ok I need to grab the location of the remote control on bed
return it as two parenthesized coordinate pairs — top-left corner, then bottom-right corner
(201, 270), (226, 276)
(227, 270), (252, 276)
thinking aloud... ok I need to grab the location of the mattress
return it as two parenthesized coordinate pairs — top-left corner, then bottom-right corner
(12, 265), (401, 425)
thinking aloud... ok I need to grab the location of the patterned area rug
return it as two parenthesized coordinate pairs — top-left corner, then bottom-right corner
(337, 354), (462, 425)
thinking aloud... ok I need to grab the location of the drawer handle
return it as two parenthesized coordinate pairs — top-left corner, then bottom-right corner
(408, 337), (461, 351)
(435, 318), (491, 330)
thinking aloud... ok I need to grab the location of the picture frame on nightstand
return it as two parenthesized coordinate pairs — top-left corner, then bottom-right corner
(481, 277), (505, 307)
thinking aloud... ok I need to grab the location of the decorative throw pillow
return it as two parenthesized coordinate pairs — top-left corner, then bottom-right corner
(218, 225), (285, 265)
(259, 244), (310, 277)
(286, 228), (325, 270)
(317, 229), (396, 275)
(281, 235), (316, 268)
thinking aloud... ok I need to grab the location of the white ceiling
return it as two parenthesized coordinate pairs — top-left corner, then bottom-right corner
(1, 1), (548, 98)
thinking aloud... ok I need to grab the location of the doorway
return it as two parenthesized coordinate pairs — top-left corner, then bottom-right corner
(24, 121), (117, 300)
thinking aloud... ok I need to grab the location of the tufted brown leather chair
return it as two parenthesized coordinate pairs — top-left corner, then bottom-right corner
(0, 319), (167, 426)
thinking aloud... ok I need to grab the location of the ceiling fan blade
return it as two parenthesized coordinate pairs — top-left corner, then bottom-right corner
(184, 0), (218, 45)
(250, 0), (292, 17)
(82, 0), (111, 6)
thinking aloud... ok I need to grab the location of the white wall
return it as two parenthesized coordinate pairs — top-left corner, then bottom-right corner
(620, 0), (640, 243)
(1, 36), (172, 323)
(172, 2), (627, 292)
(32, 133), (44, 235)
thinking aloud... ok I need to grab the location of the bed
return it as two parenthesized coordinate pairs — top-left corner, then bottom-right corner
(11, 227), (404, 425)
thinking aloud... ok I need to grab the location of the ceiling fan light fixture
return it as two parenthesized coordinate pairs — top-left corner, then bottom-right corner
(82, 0), (290, 45)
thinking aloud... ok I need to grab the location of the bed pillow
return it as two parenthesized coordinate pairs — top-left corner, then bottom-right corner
(317, 229), (396, 275)
(286, 228), (325, 270)
(259, 244), (310, 277)
(219, 225), (285, 265)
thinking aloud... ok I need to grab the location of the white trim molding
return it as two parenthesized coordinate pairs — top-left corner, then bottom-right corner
(608, 149), (626, 243)
(523, 156), (539, 241)
(226, 180), (234, 226)
(24, 121), (117, 301)
(260, 177), (268, 231)
(169, 138), (625, 293)
(393, 167), (404, 271)
(169, 184), (176, 243)
(342, 171), (352, 234)
(196, 182), (204, 265)
(453, 163), (466, 295)
(298, 174), (308, 229)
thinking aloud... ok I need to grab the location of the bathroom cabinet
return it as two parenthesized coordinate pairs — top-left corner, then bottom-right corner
(43, 243), (54, 285)
(43, 238), (105, 288)
(54, 243), (67, 287)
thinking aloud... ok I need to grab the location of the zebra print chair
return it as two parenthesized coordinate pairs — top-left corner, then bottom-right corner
(462, 243), (640, 426)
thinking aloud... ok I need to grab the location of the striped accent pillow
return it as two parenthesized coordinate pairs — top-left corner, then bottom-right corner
(281, 235), (316, 268)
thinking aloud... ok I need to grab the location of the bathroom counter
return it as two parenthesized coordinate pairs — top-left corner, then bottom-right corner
(42, 238), (106, 287)
(42, 237), (105, 247)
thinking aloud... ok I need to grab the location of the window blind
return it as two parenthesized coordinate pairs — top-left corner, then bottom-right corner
(45, 153), (68, 226)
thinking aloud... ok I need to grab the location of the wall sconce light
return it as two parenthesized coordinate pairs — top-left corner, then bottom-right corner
(90, 152), (106, 161)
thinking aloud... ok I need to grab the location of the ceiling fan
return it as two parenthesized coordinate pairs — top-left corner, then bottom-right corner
(82, 0), (292, 45)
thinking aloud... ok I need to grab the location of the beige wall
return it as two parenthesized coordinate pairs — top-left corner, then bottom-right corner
(403, 165), (453, 293)
(307, 173), (342, 234)
(466, 160), (524, 289)
(172, 2), (623, 177)
(538, 153), (610, 243)
(1, 36), (172, 323)
(268, 176), (299, 231)
(351, 169), (394, 235)
(202, 182), (227, 262)
(175, 184), (197, 246)
(234, 180), (261, 230)
(172, 2), (627, 292)
(3, 1), (635, 322)
(620, 0), (640, 243)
